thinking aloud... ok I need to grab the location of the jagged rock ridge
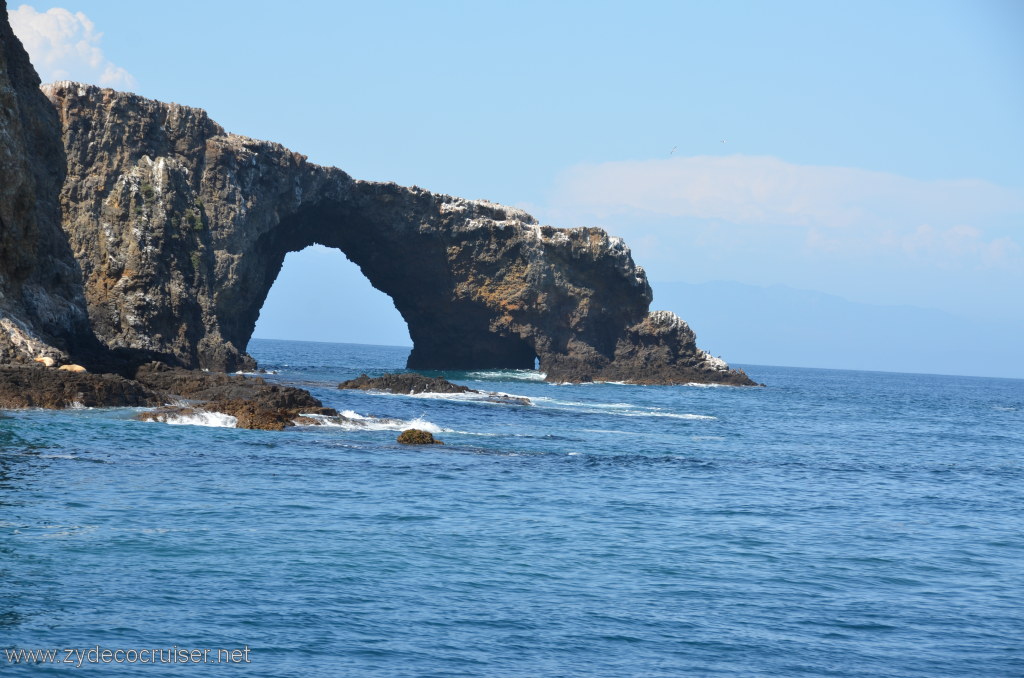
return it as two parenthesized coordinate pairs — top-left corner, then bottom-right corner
(43, 81), (755, 386)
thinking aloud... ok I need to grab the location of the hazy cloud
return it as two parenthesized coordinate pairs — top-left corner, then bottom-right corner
(539, 154), (1024, 272)
(547, 155), (1023, 230)
(9, 4), (136, 88)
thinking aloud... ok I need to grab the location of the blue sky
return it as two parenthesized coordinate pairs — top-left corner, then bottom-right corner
(10, 1), (1023, 376)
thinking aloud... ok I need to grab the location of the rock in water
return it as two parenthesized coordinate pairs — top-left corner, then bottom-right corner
(339, 373), (472, 395)
(0, 2), (93, 365)
(0, 366), (158, 409)
(397, 429), (444, 445)
(41, 80), (756, 386)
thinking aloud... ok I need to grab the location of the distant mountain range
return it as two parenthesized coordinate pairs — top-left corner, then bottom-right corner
(651, 281), (1021, 379)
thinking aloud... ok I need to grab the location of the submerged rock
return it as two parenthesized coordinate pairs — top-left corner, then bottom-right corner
(397, 429), (444, 445)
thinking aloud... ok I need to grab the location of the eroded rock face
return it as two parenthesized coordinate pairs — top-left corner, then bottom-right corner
(43, 81), (755, 386)
(0, 2), (92, 364)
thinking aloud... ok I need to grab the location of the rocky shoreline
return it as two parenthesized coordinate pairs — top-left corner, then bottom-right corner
(0, 361), (336, 430)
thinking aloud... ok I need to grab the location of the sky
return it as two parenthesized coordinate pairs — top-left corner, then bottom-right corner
(9, 1), (1024, 376)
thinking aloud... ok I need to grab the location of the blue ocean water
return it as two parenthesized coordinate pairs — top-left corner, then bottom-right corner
(2, 338), (1022, 677)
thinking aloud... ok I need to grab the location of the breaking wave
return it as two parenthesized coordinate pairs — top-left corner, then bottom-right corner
(145, 411), (238, 428)
(465, 369), (547, 383)
(296, 412), (450, 433)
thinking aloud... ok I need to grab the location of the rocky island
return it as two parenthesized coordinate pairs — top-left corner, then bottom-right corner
(0, 0), (756, 419)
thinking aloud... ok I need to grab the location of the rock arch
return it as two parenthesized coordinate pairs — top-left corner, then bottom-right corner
(44, 82), (754, 385)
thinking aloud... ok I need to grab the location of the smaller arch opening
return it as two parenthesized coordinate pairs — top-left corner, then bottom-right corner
(253, 245), (412, 348)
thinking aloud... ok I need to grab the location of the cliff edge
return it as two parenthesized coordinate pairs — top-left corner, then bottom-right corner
(0, 1), (92, 364)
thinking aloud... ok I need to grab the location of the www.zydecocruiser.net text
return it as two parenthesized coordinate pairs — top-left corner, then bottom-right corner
(4, 646), (252, 667)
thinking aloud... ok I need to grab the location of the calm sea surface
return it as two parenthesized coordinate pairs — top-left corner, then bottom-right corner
(2, 338), (1022, 677)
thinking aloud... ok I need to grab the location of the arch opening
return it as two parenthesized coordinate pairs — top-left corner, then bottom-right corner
(253, 245), (412, 348)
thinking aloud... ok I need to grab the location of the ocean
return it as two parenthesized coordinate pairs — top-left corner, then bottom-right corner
(2, 338), (1022, 677)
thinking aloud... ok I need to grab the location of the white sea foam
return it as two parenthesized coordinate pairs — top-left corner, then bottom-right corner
(295, 412), (450, 433)
(532, 397), (715, 420)
(407, 392), (483, 401)
(408, 390), (532, 406)
(466, 369), (547, 382)
(148, 411), (238, 428)
(533, 397), (633, 409)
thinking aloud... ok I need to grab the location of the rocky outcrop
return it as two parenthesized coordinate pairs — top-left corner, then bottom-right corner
(0, 365), (159, 408)
(41, 81), (754, 385)
(339, 372), (473, 395)
(0, 355), (336, 429)
(132, 362), (326, 410)
(131, 362), (337, 430)
(397, 429), (444, 445)
(0, 2), (93, 365)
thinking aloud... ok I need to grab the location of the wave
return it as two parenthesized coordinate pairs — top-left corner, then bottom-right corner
(145, 411), (239, 428)
(296, 412), (450, 433)
(409, 390), (531, 406)
(464, 369), (547, 382)
(531, 397), (715, 420)
(350, 388), (532, 406)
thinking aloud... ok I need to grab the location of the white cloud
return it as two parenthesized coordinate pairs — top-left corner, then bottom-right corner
(9, 4), (136, 88)
(546, 155), (1024, 230)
